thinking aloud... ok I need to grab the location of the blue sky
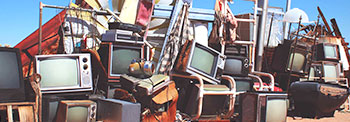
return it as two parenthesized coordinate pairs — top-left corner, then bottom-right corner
(0, 0), (349, 46)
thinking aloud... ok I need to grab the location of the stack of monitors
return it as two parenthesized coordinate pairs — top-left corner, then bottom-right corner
(223, 45), (253, 92)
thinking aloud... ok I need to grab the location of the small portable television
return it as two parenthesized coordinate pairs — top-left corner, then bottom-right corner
(98, 42), (148, 82)
(55, 100), (97, 122)
(223, 55), (249, 77)
(0, 47), (26, 102)
(314, 43), (340, 61)
(272, 39), (311, 74)
(239, 92), (288, 122)
(35, 53), (93, 94)
(308, 61), (341, 82)
(175, 41), (226, 84)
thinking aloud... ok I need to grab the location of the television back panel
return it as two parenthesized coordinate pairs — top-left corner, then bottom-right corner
(271, 40), (311, 74)
(97, 98), (141, 122)
(239, 92), (288, 122)
(225, 44), (249, 57)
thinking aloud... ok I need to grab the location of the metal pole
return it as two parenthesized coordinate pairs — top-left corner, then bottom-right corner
(284, 0), (291, 39)
(39, 2), (43, 55)
(256, 0), (269, 71)
(308, 15), (320, 81)
(286, 16), (302, 91)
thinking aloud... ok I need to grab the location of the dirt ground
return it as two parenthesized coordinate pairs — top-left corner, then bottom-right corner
(287, 111), (350, 122)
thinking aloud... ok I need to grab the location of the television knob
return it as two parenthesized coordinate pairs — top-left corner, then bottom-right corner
(83, 57), (88, 63)
(83, 64), (88, 70)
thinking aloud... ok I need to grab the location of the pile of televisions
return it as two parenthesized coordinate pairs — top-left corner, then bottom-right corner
(0, 23), (290, 122)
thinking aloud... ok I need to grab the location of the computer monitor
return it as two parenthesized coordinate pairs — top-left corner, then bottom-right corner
(272, 40), (311, 74)
(0, 47), (26, 102)
(98, 42), (148, 82)
(175, 41), (225, 84)
(55, 100), (97, 122)
(314, 43), (340, 61)
(35, 54), (93, 94)
(308, 61), (340, 82)
(239, 92), (288, 122)
(223, 56), (249, 76)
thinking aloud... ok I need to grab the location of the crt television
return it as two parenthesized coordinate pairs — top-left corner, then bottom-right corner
(223, 56), (249, 77)
(97, 98), (141, 122)
(239, 92), (288, 122)
(35, 53), (93, 94)
(272, 39), (311, 74)
(0, 47), (26, 102)
(175, 41), (226, 84)
(98, 42), (148, 82)
(314, 43), (340, 61)
(55, 100), (97, 122)
(308, 61), (341, 82)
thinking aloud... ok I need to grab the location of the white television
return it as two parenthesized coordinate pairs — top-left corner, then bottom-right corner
(35, 54), (93, 94)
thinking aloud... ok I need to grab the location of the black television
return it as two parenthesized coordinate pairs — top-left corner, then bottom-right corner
(239, 92), (288, 122)
(308, 61), (341, 83)
(0, 47), (26, 102)
(175, 41), (226, 84)
(223, 56), (249, 77)
(55, 100), (97, 122)
(272, 40), (311, 74)
(98, 42), (148, 82)
(314, 43), (340, 61)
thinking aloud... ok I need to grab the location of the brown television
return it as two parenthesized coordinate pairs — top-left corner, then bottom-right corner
(55, 100), (97, 122)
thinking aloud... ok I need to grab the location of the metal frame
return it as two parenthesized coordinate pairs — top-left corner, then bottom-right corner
(171, 74), (236, 120)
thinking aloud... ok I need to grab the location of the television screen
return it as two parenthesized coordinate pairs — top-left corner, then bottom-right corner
(265, 98), (288, 122)
(0, 47), (25, 102)
(288, 52), (306, 72)
(324, 45), (338, 59)
(0, 51), (21, 88)
(39, 58), (79, 88)
(190, 46), (216, 75)
(225, 59), (242, 75)
(111, 46), (141, 75)
(67, 106), (89, 122)
(223, 56), (249, 76)
(323, 63), (338, 81)
(35, 54), (92, 93)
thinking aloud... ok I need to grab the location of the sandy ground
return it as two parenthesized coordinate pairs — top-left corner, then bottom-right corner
(287, 111), (350, 122)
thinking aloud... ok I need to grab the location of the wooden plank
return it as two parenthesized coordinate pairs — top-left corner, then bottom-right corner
(18, 106), (35, 122)
(317, 6), (333, 36)
(7, 105), (13, 122)
(0, 102), (35, 106)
